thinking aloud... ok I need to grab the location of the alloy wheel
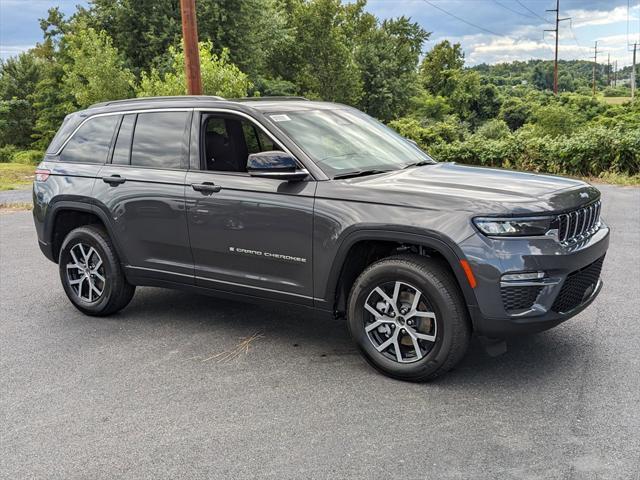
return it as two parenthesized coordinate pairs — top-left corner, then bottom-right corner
(65, 243), (106, 303)
(363, 281), (438, 363)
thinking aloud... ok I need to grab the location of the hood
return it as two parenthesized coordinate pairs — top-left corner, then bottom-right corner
(322, 163), (600, 214)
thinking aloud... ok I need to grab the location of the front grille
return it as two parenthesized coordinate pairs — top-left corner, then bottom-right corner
(551, 256), (604, 313)
(556, 200), (601, 245)
(501, 285), (543, 312)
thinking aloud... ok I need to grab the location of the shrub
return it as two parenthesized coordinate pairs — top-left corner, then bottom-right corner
(427, 126), (639, 177)
(389, 116), (466, 147)
(13, 150), (44, 165)
(602, 86), (631, 97)
(499, 97), (531, 131)
(476, 119), (511, 140)
(0, 145), (18, 163)
(529, 104), (578, 137)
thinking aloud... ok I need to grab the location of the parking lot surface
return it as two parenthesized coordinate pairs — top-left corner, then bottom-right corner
(1, 185), (639, 479)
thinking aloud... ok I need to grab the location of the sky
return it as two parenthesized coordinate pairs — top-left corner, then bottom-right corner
(1, 0), (639, 67)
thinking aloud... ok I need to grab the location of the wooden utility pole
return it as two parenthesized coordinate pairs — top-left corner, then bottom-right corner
(592, 41), (598, 96)
(632, 43), (637, 99)
(179, 0), (202, 95)
(545, 0), (570, 95)
(614, 60), (617, 87)
(607, 53), (611, 86)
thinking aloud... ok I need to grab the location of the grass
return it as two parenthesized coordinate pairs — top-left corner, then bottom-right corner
(589, 171), (640, 186)
(0, 163), (35, 191)
(601, 96), (632, 105)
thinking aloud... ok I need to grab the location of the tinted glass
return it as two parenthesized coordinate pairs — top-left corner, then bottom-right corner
(47, 114), (79, 154)
(111, 114), (135, 165)
(270, 108), (434, 178)
(242, 122), (279, 154)
(203, 115), (283, 173)
(59, 115), (119, 164)
(131, 112), (189, 168)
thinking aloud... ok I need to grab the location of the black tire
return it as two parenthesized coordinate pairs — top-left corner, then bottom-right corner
(347, 254), (471, 382)
(58, 225), (135, 316)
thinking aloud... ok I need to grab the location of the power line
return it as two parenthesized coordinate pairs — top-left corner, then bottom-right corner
(491, 0), (538, 20)
(420, 0), (502, 36)
(515, 0), (551, 24)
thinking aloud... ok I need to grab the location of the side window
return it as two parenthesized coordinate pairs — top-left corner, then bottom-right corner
(203, 115), (282, 173)
(242, 123), (279, 154)
(131, 112), (190, 169)
(59, 115), (119, 164)
(111, 114), (135, 165)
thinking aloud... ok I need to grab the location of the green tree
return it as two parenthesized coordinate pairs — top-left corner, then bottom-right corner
(419, 40), (465, 96)
(476, 118), (511, 140)
(0, 51), (43, 147)
(63, 26), (135, 108)
(531, 62), (553, 91)
(30, 8), (75, 149)
(448, 70), (480, 123)
(0, 100), (34, 148)
(137, 41), (251, 98)
(0, 52), (43, 101)
(530, 104), (578, 137)
(273, 0), (363, 104)
(196, 0), (292, 80)
(355, 16), (429, 121)
(499, 97), (531, 131)
(408, 89), (451, 122)
(88, 0), (181, 74)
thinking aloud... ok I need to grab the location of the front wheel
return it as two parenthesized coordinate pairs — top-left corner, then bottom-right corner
(58, 225), (135, 316)
(347, 255), (471, 381)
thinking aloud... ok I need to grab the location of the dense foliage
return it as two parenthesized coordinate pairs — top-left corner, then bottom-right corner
(0, 0), (637, 180)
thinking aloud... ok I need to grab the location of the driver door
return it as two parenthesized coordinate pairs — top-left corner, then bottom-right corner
(184, 112), (316, 305)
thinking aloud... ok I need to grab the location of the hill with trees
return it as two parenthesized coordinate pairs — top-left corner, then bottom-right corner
(0, 0), (638, 185)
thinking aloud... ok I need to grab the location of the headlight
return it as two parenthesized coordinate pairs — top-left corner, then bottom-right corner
(473, 216), (554, 237)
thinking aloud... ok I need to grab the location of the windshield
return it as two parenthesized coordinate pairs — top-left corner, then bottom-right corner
(268, 108), (435, 178)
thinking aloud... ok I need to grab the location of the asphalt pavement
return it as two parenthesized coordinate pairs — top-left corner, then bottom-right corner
(0, 187), (31, 206)
(1, 185), (639, 479)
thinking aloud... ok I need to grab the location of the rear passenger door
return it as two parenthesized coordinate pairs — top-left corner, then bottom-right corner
(93, 110), (194, 284)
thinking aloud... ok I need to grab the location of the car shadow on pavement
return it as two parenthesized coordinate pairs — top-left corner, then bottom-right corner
(116, 287), (589, 387)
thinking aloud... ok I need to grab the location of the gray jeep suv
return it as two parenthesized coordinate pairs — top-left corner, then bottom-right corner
(33, 96), (609, 381)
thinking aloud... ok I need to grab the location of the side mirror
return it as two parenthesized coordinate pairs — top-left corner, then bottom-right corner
(247, 151), (308, 181)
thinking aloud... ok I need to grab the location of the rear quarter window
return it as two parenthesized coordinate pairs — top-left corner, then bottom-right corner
(58, 115), (120, 164)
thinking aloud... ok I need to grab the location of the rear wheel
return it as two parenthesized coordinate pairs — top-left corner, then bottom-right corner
(59, 225), (135, 316)
(347, 254), (470, 381)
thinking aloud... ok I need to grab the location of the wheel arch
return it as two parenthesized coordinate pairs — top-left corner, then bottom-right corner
(326, 227), (479, 320)
(45, 201), (126, 265)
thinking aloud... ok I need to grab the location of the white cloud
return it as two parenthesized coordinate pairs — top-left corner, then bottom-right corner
(569, 5), (637, 28)
(0, 45), (34, 60)
(427, 2), (638, 67)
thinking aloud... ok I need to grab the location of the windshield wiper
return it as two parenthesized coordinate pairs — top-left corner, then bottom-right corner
(402, 160), (435, 169)
(333, 169), (393, 180)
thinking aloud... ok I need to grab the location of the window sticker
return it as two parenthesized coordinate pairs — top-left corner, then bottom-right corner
(270, 114), (291, 122)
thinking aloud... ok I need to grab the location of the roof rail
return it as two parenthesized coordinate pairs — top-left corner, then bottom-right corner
(234, 96), (310, 102)
(89, 95), (225, 109)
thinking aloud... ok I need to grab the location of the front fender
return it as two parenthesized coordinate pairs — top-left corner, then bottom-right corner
(316, 224), (479, 315)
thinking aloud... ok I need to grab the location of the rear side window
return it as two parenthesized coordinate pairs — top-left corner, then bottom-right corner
(111, 114), (136, 165)
(59, 115), (119, 164)
(131, 112), (190, 169)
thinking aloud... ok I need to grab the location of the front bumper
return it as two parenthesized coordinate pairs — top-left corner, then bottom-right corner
(460, 222), (610, 336)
